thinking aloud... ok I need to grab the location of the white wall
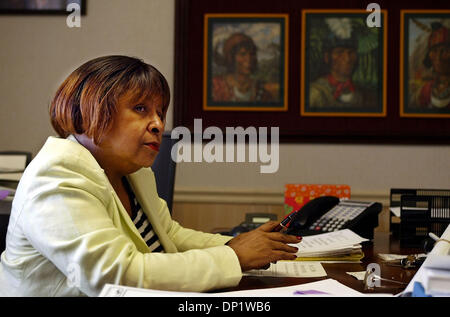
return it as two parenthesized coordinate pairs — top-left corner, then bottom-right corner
(0, 0), (175, 155)
(175, 143), (450, 196)
(0, 0), (449, 198)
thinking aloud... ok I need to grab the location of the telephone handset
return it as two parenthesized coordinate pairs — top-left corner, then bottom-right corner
(286, 196), (382, 240)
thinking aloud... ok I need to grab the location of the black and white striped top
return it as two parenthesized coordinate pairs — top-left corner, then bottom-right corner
(124, 178), (164, 253)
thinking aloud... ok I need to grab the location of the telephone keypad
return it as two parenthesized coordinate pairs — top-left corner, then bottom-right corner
(308, 202), (371, 232)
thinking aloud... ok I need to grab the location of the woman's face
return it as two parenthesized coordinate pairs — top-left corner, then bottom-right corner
(327, 47), (358, 79)
(98, 89), (166, 175)
(234, 46), (257, 75)
(429, 44), (450, 75)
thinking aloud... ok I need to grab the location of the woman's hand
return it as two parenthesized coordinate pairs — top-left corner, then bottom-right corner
(226, 221), (302, 272)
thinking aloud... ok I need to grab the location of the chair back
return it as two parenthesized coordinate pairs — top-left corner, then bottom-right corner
(151, 131), (177, 213)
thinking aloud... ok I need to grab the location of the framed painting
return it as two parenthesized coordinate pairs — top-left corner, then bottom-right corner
(175, 0), (450, 143)
(203, 14), (288, 111)
(301, 9), (387, 117)
(400, 10), (450, 118)
(0, 0), (86, 15)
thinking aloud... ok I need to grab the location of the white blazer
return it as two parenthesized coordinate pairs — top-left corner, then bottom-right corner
(0, 135), (242, 296)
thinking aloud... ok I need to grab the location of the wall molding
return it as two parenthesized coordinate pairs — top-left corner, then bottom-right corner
(174, 187), (390, 206)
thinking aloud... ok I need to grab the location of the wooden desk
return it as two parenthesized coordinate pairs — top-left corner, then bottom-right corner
(222, 232), (422, 295)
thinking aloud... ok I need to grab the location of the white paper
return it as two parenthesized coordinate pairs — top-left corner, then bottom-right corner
(346, 271), (367, 281)
(423, 268), (450, 295)
(390, 206), (434, 218)
(291, 229), (368, 257)
(378, 253), (426, 262)
(99, 278), (365, 297)
(378, 253), (407, 261)
(244, 261), (326, 278)
(219, 279), (364, 297)
(423, 254), (450, 270)
(403, 224), (450, 295)
(390, 207), (401, 218)
(99, 284), (207, 297)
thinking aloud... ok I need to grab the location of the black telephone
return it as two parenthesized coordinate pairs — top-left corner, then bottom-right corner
(285, 196), (382, 240)
(228, 213), (278, 236)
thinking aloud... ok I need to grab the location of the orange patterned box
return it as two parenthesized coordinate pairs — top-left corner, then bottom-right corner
(284, 184), (351, 215)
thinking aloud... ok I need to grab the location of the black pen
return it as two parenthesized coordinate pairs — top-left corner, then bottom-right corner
(272, 210), (299, 232)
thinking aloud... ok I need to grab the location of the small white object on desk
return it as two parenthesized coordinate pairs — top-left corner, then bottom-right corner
(346, 271), (367, 281)
(429, 232), (440, 242)
(390, 207), (401, 218)
(378, 253), (427, 262)
(429, 231), (450, 247)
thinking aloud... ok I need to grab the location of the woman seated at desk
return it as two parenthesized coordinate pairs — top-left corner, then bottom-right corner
(0, 55), (299, 296)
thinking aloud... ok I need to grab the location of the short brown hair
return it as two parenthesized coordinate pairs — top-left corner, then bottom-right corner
(50, 55), (170, 144)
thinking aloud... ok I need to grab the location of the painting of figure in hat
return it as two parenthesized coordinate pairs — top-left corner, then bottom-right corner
(204, 14), (288, 111)
(401, 11), (450, 117)
(301, 10), (387, 117)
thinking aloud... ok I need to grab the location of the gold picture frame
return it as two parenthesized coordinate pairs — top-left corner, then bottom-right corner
(203, 13), (289, 111)
(400, 10), (450, 118)
(301, 9), (387, 117)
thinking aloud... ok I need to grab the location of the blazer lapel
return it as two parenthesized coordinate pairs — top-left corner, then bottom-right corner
(127, 169), (178, 253)
(110, 188), (150, 253)
(66, 134), (152, 253)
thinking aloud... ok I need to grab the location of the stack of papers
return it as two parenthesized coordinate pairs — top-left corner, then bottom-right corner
(403, 224), (450, 296)
(290, 229), (368, 262)
(421, 225), (450, 296)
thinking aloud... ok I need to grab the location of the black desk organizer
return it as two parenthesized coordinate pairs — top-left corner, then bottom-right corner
(390, 189), (450, 248)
